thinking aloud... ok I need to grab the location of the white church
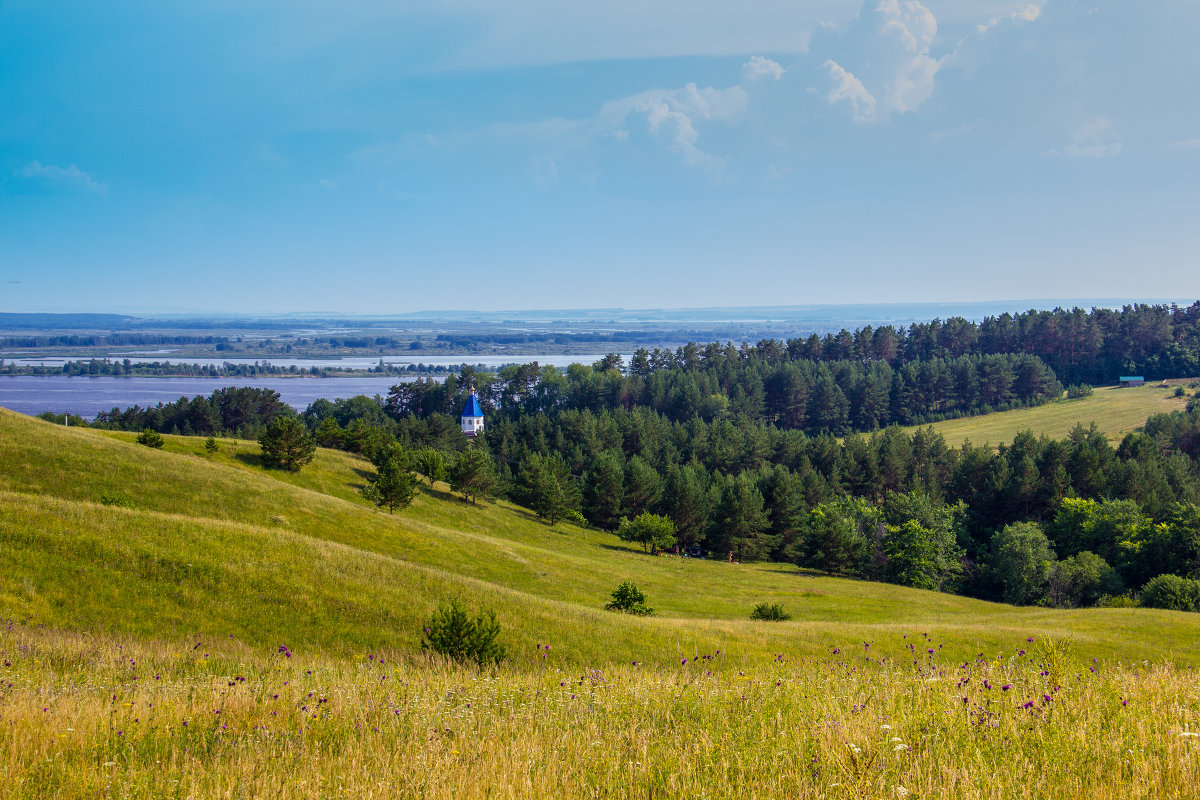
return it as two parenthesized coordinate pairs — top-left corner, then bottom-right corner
(461, 391), (485, 438)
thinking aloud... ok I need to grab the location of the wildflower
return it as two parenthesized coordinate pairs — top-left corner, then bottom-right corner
(1180, 732), (1199, 738)
(848, 744), (861, 754)
(1002, 684), (1011, 691)
(894, 744), (909, 751)
(897, 787), (909, 796)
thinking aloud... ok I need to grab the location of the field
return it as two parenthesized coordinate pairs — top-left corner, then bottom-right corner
(905, 384), (1191, 448)
(3, 407), (1200, 797)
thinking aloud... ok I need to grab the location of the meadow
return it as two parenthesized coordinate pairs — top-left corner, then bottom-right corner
(4, 407), (1200, 797)
(903, 384), (1191, 447)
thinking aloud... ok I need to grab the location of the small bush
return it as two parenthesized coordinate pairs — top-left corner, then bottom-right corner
(98, 490), (135, 508)
(135, 428), (164, 449)
(1174, 386), (1185, 397)
(204, 437), (219, 456)
(1065, 384), (1094, 399)
(605, 581), (654, 616)
(564, 509), (587, 526)
(749, 602), (791, 621)
(422, 600), (507, 666)
(1139, 574), (1200, 612)
(1095, 593), (1138, 608)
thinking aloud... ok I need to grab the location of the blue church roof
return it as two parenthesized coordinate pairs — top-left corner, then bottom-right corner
(462, 393), (484, 418)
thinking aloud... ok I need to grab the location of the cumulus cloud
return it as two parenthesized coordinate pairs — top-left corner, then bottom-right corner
(598, 83), (749, 169)
(742, 55), (785, 82)
(19, 161), (108, 195)
(817, 0), (939, 122)
(819, 1), (1041, 122)
(824, 60), (877, 122)
(944, 3), (1041, 73)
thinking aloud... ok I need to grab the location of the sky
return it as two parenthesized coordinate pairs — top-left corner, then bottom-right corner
(1, 0), (1198, 314)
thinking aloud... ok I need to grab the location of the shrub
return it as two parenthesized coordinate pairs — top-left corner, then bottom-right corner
(1095, 593), (1138, 608)
(749, 602), (791, 621)
(564, 509), (587, 526)
(135, 428), (164, 449)
(605, 581), (654, 616)
(1139, 574), (1200, 612)
(98, 490), (135, 508)
(1065, 384), (1094, 399)
(421, 600), (507, 666)
(204, 437), (219, 456)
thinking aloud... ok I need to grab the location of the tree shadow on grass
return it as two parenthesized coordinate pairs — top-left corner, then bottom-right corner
(234, 452), (267, 469)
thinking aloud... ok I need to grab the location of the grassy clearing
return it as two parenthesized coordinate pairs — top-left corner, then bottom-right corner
(905, 385), (1190, 448)
(3, 623), (1199, 799)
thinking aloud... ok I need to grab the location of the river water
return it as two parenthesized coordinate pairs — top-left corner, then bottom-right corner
(0, 375), (421, 419)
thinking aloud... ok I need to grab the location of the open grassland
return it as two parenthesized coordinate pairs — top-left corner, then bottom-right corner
(4, 624), (1200, 799)
(5, 408), (1200, 796)
(906, 384), (1191, 448)
(4, 408), (1200, 666)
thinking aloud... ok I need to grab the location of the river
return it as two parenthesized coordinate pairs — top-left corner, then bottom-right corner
(0, 375), (422, 419)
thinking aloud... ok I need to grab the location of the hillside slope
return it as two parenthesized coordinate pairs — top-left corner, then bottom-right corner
(3, 407), (1200, 666)
(905, 384), (1189, 447)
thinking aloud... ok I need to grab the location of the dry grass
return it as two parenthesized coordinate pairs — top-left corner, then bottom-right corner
(3, 624), (1199, 799)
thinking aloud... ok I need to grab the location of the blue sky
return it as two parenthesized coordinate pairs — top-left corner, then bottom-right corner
(1, 1), (1198, 313)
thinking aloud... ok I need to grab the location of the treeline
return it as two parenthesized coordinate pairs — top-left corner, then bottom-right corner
(92, 387), (294, 438)
(1, 358), (479, 378)
(658, 302), (1200, 386)
(387, 352), (1063, 437)
(0, 334), (231, 348)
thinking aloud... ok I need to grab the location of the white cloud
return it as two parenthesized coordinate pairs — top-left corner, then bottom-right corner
(742, 55), (785, 82)
(943, 3), (1040, 73)
(1171, 138), (1200, 150)
(973, 3), (1040, 35)
(1046, 117), (1122, 159)
(19, 161), (108, 195)
(817, 0), (940, 121)
(599, 83), (749, 169)
(824, 60), (877, 122)
(820, 1), (1042, 122)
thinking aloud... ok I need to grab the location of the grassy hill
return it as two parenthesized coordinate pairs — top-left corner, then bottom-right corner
(4, 407), (1200, 798)
(904, 384), (1191, 448)
(3, 406), (1200, 666)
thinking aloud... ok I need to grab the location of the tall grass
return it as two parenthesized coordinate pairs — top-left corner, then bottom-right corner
(2, 623), (1198, 799)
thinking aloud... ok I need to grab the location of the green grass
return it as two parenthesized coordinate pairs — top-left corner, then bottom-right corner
(4, 406), (1200, 669)
(7, 407), (1200, 798)
(905, 384), (1190, 448)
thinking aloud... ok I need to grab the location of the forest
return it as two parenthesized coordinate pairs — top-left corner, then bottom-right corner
(76, 302), (1200, 610)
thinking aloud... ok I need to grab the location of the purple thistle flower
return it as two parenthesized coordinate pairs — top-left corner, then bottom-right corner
(1002, 684), (1012, 691)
